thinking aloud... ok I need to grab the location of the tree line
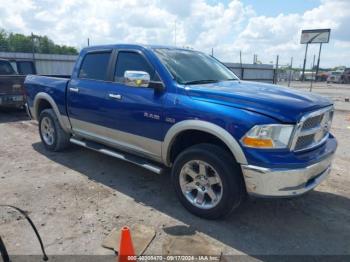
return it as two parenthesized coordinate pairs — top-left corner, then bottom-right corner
(0, 29), (78, 55)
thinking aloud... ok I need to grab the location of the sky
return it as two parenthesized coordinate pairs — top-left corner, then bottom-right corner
(0, 0), (349, 68)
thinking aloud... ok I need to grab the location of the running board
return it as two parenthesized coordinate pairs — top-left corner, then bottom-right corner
(70, 137), (164, 174)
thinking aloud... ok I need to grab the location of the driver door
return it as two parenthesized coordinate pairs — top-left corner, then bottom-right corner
(103, 49), (166, 160)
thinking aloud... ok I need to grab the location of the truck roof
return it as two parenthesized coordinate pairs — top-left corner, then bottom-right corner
(82, 44), (190, 52)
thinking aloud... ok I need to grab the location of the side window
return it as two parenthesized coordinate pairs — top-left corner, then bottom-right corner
(0, 60), (16, 75)
(17, 61), (36, 75)
(79, 52), (111, 81)
(114, 52), (159, 83)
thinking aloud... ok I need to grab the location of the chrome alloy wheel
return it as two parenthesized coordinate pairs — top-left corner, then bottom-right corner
(40, 116), (55, 146)
(179, 160), (223, 209)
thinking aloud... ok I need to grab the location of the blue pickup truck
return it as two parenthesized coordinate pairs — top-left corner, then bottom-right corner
(24, 44), (337, 219)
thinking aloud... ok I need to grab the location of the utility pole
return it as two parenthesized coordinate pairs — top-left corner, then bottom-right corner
(301, 43), (309, 81)
(274, 55), (279, 84)
(315, 43), (323, 81)
(174, 20), (177, 46)
(288, 56), (293, 87)
(310, 54), (316, 92)
(31, 32), (36, 66)
(239, 50), (243, 79)
(87, 38), (90, 46)
(211, 48), (214, 57)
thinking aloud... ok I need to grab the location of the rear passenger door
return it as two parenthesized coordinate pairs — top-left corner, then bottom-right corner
(67, 50), (115, 139)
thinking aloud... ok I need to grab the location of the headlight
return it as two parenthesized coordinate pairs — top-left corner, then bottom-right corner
(241, 124), (294, 149)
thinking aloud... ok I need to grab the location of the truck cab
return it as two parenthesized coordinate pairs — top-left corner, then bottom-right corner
(24, 44), (337, 219)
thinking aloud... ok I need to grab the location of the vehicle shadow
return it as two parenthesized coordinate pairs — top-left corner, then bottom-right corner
(0, 107), (28, 123)
(32, 142), (350, 256)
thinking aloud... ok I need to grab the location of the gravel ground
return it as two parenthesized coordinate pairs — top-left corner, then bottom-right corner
(0, 105), (349, 258)
(279, 81), (350, 111)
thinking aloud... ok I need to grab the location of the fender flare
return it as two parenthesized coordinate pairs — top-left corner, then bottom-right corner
(161, 120), (247, 166)
(33, 92), (71, 132)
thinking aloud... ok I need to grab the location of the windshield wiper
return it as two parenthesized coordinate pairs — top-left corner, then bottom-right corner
(223, 78), (239, 81)
(183, 79), (220, 85)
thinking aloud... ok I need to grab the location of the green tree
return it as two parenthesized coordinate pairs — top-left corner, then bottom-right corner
(0, 29), (78, 55)
(7, 33), (32, 52)
(0, 29), (9, 51)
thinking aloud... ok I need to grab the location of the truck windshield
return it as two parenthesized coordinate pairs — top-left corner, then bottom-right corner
(153, 48), (238, 85)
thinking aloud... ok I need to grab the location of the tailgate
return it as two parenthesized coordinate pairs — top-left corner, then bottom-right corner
(0, 75), (26, 96)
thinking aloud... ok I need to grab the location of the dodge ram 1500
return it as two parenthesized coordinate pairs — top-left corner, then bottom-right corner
(24, 44), (337, 219)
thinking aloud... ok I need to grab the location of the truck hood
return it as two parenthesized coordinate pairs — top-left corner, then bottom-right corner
(185, 81), (332, 123)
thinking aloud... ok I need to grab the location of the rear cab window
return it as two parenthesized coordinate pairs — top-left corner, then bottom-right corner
(16, 61), (36, 75)
(79, 52), (111, 81)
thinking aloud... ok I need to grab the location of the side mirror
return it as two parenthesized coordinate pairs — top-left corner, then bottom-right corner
(149, 81), (165, 92)
(124, 70), (150, 88)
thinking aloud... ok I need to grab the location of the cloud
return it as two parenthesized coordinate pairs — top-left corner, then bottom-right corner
(230, 0), (350, 67)
(0, 0), (349, 67)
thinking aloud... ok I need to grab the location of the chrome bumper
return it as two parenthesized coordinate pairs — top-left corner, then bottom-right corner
(241, 154), (334, 197)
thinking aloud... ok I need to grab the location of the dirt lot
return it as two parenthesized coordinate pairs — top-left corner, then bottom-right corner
(0, 97), (350, 258)
(279, 81), (350, 111)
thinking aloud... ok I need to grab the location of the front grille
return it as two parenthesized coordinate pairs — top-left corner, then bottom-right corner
(292, 106), (333, 151)
(295, 134), (315, 151)
(302, 114), (323, 130)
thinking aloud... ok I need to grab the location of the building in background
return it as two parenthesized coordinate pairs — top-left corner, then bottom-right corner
(0, 52), (77, 75)
(224, 63), (275, 83)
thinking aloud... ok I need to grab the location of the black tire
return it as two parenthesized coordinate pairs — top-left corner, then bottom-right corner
(39, 109), (70, 151)
(171, 143), (245, 219)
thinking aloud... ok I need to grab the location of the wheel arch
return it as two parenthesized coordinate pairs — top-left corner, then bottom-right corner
(33, 92), (71, 132)
(162, 120), (247, 166)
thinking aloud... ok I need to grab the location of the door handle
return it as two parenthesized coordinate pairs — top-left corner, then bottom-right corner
(69, 87), (79, 93)
(109, 93), (122, 100)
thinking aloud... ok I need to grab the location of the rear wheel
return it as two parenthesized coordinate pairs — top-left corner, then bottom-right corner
(171, 143), (245, 219)
(39, 109), (70, 151)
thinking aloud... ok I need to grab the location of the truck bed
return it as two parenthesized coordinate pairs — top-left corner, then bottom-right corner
(1, 74), (69, 108)
(25, 75), (71, 119)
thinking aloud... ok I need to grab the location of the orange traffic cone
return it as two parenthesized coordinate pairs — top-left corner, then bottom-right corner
(118, 226), (136, 262)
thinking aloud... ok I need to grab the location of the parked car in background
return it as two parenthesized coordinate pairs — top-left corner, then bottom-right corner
(299, 71), (316, 81)
(341, 68), (350, 84)
(24, 44), (337, 219)
(9, 60), (37, 76)
(327, 71), (343, 83)
(316, 72), (329, 82)
(0, 59), (30, 108)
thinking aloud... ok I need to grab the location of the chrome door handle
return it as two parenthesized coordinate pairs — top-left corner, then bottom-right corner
(109, 94), (122, 100)
(69, 87), (79, 93)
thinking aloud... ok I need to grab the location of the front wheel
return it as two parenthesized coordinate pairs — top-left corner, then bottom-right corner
(171, 143), (245, 219)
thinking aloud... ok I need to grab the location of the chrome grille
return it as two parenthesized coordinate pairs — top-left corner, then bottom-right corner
(291, 106), (333, 152)
(295, 134), (315, 150)
(302, 114), (323, 130)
